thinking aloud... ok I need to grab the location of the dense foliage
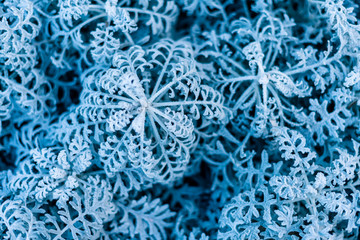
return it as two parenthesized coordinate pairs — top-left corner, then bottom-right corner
(1, 0), (360, 239)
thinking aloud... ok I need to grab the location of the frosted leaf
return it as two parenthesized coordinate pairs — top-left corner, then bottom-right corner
(107, 109), (132, 132)
(77, 40), (227, 182)
(49, 167), (67, 180)
(58, 0), (90, 23)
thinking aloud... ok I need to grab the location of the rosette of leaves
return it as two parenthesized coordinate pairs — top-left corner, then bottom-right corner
(198, 6), (349, 134)
(193, 6), (351, 164)
(5, 136), (118, 239)
(8, 135), (93, 203)
(192, 11), (307, 162)
(214, 12), (308, 114)
(57, 38), (227, 183)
